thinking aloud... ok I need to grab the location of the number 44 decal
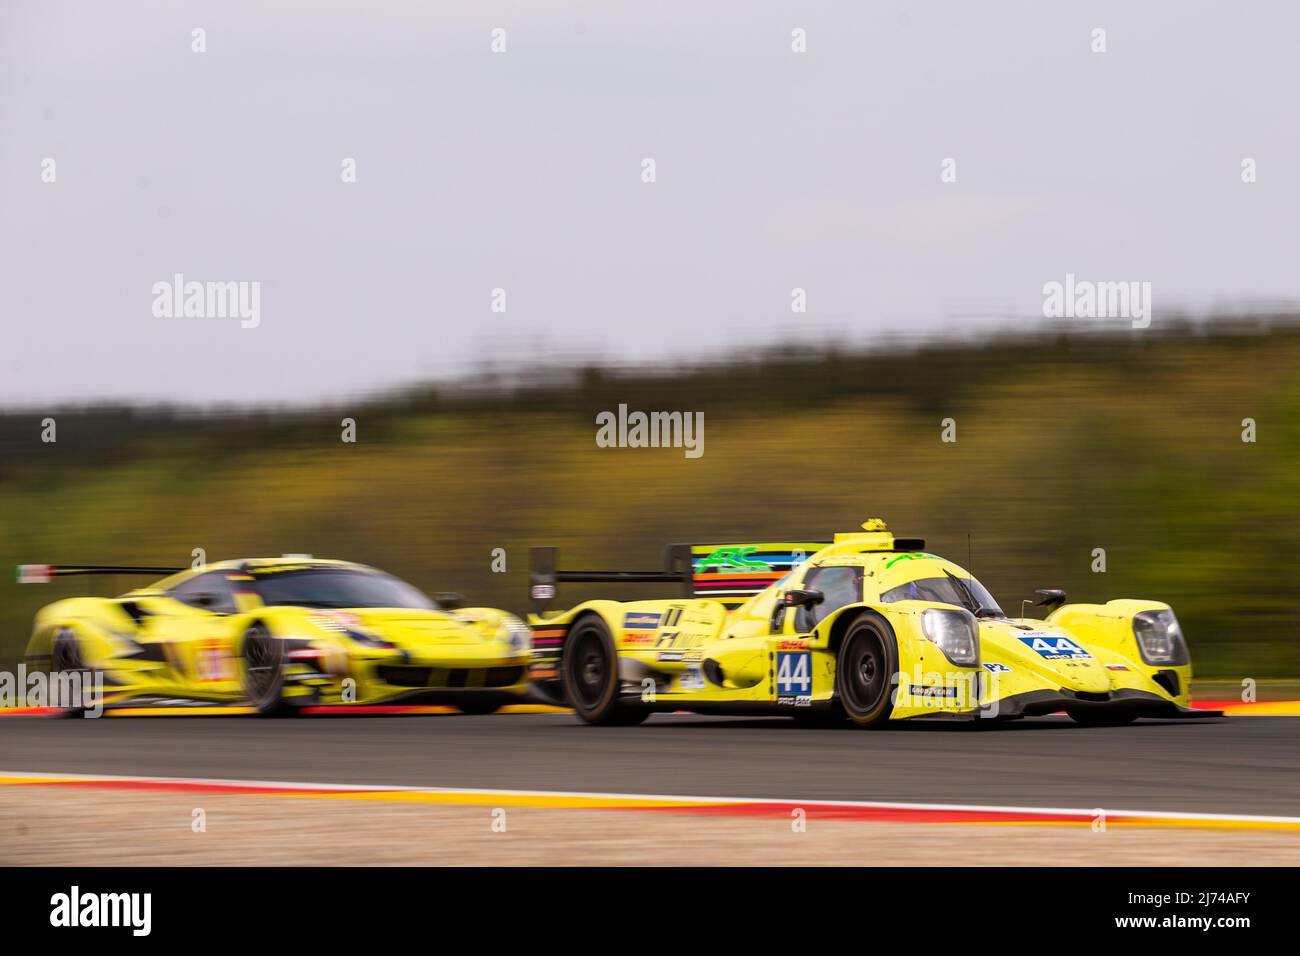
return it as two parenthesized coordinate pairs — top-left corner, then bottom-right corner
(776, 651), (811, 695)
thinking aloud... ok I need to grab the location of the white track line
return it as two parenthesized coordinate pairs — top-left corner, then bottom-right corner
(4, 769), (1299, 825)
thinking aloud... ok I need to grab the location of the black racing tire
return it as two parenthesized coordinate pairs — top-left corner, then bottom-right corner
(1066, 709), (1138, 726)
(51, 626), (85, 673)
(241, 623), (293, 717)
(561, 615), (648, 726)
(49, 627), (90, 716)
(835, 615), (898, 728)
(456, 698), (505, 715)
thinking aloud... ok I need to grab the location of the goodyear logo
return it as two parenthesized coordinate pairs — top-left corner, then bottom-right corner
(623, 612), (662, 630)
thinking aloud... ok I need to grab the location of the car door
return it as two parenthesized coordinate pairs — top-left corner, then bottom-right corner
(774, 565), (865, 703)
(794, 565), (865, 633)
(151, 571), (244, 697)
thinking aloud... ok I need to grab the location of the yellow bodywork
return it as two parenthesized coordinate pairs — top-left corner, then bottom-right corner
(529, 521), (1198, 724)
(23, 558), (530, 712)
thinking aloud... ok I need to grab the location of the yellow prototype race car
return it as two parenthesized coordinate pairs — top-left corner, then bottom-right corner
(19, 557), (531, 715)
(527, 519), (1218, 727)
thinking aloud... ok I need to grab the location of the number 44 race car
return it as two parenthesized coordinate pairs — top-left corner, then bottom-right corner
(19, 557), (531, 715)
(527, 519), (1220, 727)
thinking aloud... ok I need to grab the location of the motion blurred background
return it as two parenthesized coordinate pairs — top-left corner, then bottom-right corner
(2, 2), (1298, 680)
(1, 320), (1297, 678)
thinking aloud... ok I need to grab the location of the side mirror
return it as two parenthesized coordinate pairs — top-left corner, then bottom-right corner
(433, 591), (466, 610)
(781, 588), (824, 610)
(1034, 589), (1067, 613)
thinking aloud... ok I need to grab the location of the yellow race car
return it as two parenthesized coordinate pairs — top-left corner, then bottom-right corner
(527, 519), (1218, 727)
(19, 557), (531, 715)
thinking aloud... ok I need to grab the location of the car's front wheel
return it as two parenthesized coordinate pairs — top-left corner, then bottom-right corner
(241, 624), (293, 717)
(835, 615), (897, 728)
(562, 616), (648, 726)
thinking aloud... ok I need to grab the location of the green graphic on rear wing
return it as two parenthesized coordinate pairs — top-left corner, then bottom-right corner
(688, 542), (830, 608)
(526, 542), (831, 615)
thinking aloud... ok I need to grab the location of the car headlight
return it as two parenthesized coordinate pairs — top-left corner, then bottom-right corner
(921, 608), (979, 666)
(1132, 609), (1189, 665)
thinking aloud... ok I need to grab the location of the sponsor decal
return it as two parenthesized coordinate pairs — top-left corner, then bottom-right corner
(1019, 634), (1092, 660)
(1106, 663), (1130, 671)
(621, 632), (655, 646)
(910, 684), (959, 699)
(655, 631), (705, 650)
(982, 662), (1012, 673)
(884, 552), (935, 569)
(194, 639), (232, 682)
(623, 612), (662, 630)
(776, 651), (812, 696)
(677, 664), (706, 691)
(695, 546), (771, 572)
(777, 639), (810, 650)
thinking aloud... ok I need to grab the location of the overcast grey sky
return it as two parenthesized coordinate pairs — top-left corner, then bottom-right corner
(2, 1), (1297, 406)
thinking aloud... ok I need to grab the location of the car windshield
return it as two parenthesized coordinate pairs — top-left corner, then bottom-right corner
(879, 573), (1005, 618)
(250, 568), (435, 609)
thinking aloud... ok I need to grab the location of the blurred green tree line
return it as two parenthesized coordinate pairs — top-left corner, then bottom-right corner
(1, 320), (1296, 677)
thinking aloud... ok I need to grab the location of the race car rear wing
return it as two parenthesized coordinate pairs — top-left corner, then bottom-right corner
(528, 541), (833, 613)
(16, 564), (184, 584)
(529, 546), (694, 614)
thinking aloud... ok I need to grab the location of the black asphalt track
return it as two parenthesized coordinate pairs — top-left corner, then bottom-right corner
(2, 712), (1296, 816)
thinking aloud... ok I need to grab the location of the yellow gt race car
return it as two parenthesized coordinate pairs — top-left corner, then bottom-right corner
(19, 557), (531, 715)
(527, 519), (1218, 727)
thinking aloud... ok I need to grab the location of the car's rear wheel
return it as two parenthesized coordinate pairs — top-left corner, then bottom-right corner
(51, 627), (85, 673)
(562, 616), (648, 726)
(835, 615), (897, 728)
(241, 624), (293, 717)
(49, 627), (90, 716)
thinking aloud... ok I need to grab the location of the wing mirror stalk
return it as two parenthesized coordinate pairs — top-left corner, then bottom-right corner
(781, 588), (824, 609)
(1034, 589), (1067, 614)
